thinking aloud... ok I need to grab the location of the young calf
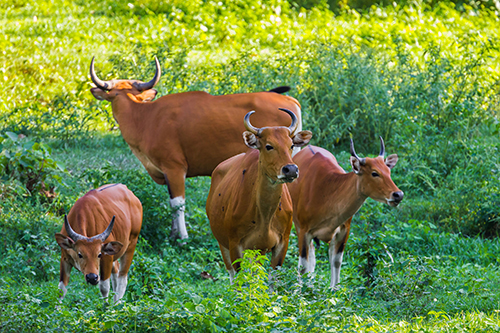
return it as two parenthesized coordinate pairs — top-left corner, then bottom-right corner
(287, 138), (403, 288)
(55, 184), (142, 301)
(206, 109), (312, 281)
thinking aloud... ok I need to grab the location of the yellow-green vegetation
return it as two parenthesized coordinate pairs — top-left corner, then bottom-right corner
(1, 0), (500, 331)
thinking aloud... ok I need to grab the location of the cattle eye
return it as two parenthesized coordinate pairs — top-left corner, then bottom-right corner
(98, 253), (102, 258)
(78, 253), (83, 258)
(291, 145), (294, 150)
(371, 172), (380, 177)
(265, 145), (274, 151)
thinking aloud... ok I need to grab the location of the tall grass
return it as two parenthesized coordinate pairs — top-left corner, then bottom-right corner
(1, 0), (500, 331)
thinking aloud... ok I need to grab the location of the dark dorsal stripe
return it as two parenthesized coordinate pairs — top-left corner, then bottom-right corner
(98, 184), (121, 192)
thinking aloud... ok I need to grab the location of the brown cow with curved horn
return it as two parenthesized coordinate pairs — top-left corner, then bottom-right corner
(287, 137), (404, 288)
(206, 109), (312, 281)
(90, 57), (302, 241)
(55, 184), (142, 302)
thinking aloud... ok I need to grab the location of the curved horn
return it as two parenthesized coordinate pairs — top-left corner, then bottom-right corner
(132, 56), (162, 91)
(278, 108), (298, 135)
(64, 215), (86, 242)
(90, 216), (116, 242)
(379, 136), (385, 157)
(90, 57), (114, 91)
(244, 111), (261, 135)
(350, 139), (366, 165)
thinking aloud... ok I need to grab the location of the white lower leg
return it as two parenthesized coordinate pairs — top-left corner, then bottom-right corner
(329, 242), (345, 289)
(113, 275), (128, 302)
(58, 281), (67, 299)
(228, 267), (236, 284)
(170, 196), (188, 240)
(111, 272), (118, 290)
(298, 234), (314, 274)
(308, 242), (316, 273)
(99, 278), (110, 298)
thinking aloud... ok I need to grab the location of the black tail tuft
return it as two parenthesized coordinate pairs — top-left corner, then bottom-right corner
(313, 237), (320, 247)
(268, 86), (291, 94)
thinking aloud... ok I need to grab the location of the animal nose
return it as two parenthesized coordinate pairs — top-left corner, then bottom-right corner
(392, 191), (404, 202)
(86, 273), (99, 285)
(282, 164), (299, 179)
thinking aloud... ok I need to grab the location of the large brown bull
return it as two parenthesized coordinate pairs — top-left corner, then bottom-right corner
(90, 57), (302, 240)
(206, 109), (312, 281)
(287, 138), (403, 288)
(55, 184), (142, 301)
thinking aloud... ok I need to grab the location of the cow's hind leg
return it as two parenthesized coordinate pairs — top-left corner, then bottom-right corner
(164, 168), (188, 240)
(219, 244), (236, 283)
(113, 238), (138, 302)
(111, 261), (119, 295)
(329, 217), (352, 289)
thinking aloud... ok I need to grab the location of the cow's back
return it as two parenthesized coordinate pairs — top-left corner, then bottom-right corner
(288, 146), (346, 225)
(64, 184), (142, 243)
(139, 91), (301, 177)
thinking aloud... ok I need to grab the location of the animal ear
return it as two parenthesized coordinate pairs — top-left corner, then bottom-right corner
(243, 131), (260, 149)
(55, 233), (75, 250)
(90, 87), (111, 101)
(385, 154), (398, 169)
(350, 156), (363, 175)
(102, 241), (124, 256)
(135, 89), (158, 102)
(292, 130), (312, 147)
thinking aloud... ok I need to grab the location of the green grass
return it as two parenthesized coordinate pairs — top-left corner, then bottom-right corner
(1, 0), (500, 331)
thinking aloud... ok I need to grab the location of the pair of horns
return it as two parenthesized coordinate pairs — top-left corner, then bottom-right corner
(64, 215), (116, 242)
(350, 136), (385, 165)
(244, 108), (298, 136)
(90, 56), (161, 91)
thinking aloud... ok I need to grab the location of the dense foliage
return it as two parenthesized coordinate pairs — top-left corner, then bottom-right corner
(1, 0), (500, 331)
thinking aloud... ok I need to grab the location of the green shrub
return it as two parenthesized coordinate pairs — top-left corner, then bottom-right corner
(0, 132), (66, 198)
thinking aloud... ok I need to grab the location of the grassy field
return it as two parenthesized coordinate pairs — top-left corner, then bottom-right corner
(1, 0), (500, 331)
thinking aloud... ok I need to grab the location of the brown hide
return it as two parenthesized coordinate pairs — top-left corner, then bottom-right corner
(90, 60), (301, 240)
(288, 145), (402, 241)
(91, 82), (301, 185)
(206, 124), (311, 276)
(286, 144), (402, 288)
(55, 184), (142, 296)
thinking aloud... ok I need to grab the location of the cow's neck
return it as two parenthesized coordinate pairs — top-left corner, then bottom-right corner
(111, 97), (144, 144)
(254, 169), (283, 224)
(328, 172), (368, 223)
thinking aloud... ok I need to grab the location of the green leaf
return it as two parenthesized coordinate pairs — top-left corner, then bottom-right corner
(5, 132), (18, 142)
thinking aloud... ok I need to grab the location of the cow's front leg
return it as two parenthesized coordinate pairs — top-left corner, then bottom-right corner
(298, 230), (315, 274)
(99, 255), (114, 299)
(58, 256), (72, 300)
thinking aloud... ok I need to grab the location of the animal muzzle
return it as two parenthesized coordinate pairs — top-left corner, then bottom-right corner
(85, 273), (99, 285)
(387, 191), (404, 207)
(279, 164), (299, 183)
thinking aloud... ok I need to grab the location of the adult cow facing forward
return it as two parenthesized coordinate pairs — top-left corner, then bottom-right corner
(287, 138), (403, 288)
(90, 57), (302, 240)
(206, 109), (312, 281)
(55, 184), (142, 302)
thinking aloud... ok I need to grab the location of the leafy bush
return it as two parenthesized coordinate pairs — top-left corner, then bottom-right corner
(0, 132), (66, 198)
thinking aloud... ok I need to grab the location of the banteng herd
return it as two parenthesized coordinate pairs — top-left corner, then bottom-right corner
(55, 57), (403, 301)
